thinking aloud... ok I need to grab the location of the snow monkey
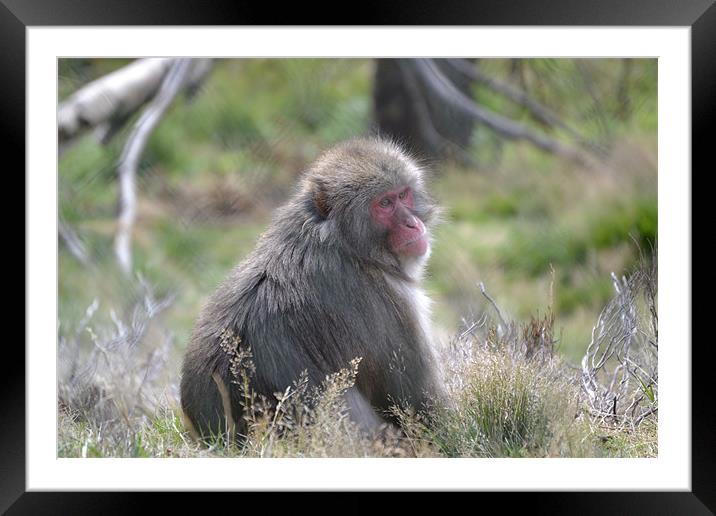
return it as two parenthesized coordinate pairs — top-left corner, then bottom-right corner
(180, 137), (445, 440)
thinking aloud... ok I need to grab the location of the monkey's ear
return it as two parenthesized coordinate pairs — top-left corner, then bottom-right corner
(311, 180), (331, 220)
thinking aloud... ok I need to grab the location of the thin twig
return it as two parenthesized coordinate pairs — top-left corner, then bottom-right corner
(478, 282), (507, 329)
(58, 217), (89, 265)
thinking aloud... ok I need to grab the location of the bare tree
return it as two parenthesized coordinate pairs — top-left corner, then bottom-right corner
(374, 59), (476, 165)
(58, 58), (213, 152)
(58, 58), (214, 274)
(373, 58), (599, 167)
(444, 58), (605, 156)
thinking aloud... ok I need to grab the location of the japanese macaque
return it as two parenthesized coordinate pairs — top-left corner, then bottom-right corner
(180, 137), (445, 440)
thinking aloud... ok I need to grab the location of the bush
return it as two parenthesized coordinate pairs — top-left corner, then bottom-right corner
(588, 198), (657, 250)
(58, 279), (173, 457)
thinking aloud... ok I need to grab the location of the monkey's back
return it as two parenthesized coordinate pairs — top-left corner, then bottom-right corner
(180, 222), (439, 439)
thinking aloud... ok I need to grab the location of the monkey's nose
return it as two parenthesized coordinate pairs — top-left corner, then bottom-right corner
(404, 216), (418, 228)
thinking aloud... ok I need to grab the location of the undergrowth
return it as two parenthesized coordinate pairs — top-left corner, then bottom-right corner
(58, 261), (657, 458)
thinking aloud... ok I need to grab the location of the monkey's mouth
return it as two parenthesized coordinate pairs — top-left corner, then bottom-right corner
(396, 231), (428, 256)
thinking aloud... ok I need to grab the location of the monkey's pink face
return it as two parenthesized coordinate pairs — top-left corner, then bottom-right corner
(370, 186), (428, 257)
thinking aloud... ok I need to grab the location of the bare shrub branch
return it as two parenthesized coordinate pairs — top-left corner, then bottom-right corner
(580, 256), (658, 429)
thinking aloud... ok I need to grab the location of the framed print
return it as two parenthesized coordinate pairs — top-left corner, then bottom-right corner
(7, 0), (712, 512)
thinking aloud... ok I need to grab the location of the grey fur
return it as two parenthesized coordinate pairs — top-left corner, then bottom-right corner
(180, 137), (444, 439)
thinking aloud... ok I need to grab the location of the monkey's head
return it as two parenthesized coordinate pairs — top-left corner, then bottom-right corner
(300, 137), (438, 277)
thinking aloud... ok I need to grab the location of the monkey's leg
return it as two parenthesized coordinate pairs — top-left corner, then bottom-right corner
(344, 387), (385, 435)
(181, 365), (242, 443)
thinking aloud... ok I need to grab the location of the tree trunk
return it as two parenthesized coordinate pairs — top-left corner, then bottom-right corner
(372, 59), (475, 163)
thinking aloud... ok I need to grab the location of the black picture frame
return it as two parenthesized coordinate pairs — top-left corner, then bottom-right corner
(6, 0), (710, 513)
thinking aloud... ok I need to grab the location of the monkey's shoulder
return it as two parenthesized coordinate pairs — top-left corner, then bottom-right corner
(196, 241), (430, 348)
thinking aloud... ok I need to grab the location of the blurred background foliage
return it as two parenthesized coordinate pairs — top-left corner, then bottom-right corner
(58, 58), (657, 367)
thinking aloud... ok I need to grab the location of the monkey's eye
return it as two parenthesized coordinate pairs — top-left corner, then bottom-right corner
(379, 198), (393, 208)
(398, 189), (408, 200)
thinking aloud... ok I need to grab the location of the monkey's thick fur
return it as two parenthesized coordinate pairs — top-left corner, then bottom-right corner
(180, 138), (445, 439)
